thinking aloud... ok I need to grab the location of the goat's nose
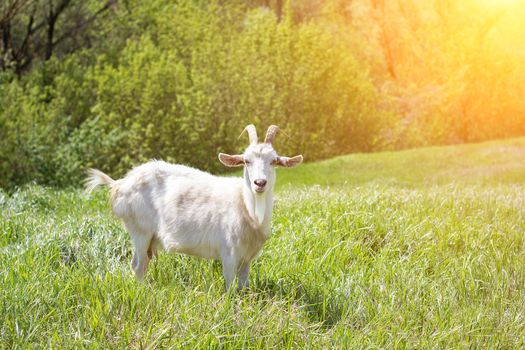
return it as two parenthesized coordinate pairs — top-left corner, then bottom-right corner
(254, 179), (267, 187)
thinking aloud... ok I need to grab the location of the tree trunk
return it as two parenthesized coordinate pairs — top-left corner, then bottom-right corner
(276, 0), (283, 22)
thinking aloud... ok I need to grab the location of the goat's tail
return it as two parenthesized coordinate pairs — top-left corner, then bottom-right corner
(85, 168), (115, 193)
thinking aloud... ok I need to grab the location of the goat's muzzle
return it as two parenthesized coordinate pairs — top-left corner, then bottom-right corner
(254, 179), (267, 193)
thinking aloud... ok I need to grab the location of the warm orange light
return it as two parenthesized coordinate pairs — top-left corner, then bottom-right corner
(480, 0), (525, 55)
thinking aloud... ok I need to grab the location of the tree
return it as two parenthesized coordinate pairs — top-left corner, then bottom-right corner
(0, 0), (117, 75)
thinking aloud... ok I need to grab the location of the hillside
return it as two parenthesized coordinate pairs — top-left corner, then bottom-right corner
(277, 137), (525, 188)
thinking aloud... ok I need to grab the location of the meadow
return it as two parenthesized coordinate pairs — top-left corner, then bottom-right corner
(2, 137), (525, 348)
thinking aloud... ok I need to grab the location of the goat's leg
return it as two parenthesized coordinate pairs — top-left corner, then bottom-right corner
(147, 236), (159, 260)
(238, 263), (250, 289)
(130, 231), (153, 281)
(220, 252), (237, 291)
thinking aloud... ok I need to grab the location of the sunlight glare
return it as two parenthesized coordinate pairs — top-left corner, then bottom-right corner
(479, 0), (524, 8)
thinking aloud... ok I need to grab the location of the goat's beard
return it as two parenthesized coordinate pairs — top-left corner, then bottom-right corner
(254, 191), (266, 225)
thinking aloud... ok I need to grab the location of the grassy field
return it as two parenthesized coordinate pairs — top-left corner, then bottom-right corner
(2, 137), (525, 348)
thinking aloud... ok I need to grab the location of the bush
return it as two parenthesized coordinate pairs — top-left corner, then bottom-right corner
(0, 1), (385, 188)
(89, 4), (383, 178)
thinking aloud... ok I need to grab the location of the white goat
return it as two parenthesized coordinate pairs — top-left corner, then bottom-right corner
(85, 125), (303, 290)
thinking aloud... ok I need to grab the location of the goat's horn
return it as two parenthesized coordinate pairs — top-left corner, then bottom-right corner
(264, 125), (279, 144)
(239, 124), (258, 145)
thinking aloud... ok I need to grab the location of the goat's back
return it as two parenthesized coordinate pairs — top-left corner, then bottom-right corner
(110, 160), (216, 219)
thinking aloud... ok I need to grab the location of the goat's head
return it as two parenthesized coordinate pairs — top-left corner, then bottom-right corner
(218, 124), (303, 195)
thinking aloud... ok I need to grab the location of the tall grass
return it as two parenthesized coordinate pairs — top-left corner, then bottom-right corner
(2, 138), (525, 348)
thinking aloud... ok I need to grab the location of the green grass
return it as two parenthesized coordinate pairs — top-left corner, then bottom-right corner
(2, 137), (525, 348)
(276, 137), (525, 188)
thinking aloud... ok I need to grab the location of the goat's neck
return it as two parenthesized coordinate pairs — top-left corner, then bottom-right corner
(242, 171), (274, 232)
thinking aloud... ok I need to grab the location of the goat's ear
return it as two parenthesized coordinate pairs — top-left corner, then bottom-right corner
(218, 153), (245, 167)
(273, 155), (303, 168)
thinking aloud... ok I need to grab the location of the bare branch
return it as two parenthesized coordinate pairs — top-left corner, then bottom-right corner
(52, 0), (117, 49)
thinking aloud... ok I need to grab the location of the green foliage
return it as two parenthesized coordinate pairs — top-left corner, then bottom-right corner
(2, 0), (524, 188)
(0, 1), (383, 187)
(0, 54), (119, 187)
(90, 4), (381, 176)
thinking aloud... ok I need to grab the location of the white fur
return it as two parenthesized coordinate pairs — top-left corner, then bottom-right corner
(86, 129), (302, 291)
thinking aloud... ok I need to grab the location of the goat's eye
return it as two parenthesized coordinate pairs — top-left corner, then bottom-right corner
(244, 160), (250, 165)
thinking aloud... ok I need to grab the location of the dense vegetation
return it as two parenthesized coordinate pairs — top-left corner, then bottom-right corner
(2, 138), (525, 347)
(1, 0), (525, 188)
